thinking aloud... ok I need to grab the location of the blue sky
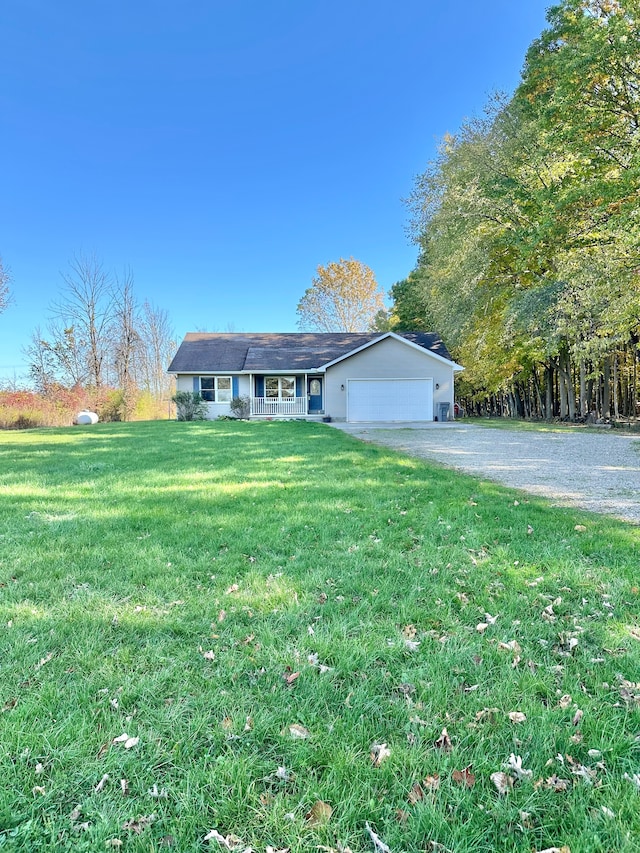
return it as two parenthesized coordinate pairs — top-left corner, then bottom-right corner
(0, 0), (551, 383)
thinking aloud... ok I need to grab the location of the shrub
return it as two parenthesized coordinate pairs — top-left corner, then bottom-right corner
(172, 391), (208, 421)
(229, 395), (250, 419)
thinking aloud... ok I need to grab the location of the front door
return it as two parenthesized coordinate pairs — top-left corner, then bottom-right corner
(308, 377), (323, 413)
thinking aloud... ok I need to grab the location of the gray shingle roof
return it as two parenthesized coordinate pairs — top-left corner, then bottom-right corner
(167, 332), (453, 373)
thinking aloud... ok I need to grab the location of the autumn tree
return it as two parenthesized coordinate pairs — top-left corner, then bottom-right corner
(296, 257), (386, 332)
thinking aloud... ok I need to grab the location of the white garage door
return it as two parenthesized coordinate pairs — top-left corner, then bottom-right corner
(347, 379), (433, 422)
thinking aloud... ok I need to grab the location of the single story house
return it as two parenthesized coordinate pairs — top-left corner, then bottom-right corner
(167, 331), (463, 423)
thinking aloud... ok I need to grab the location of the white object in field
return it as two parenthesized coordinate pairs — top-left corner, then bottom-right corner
(74, 411), (99, 425)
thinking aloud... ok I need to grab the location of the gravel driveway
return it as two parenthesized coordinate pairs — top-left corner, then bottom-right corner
(330, 422), (640, 524)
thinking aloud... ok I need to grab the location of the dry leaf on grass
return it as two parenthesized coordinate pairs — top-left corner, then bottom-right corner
(364, 822), (391, 853)
(282, 670), (300, 687)
(434, 728), (452, 751)
(452, 765), (475, 787)
(287, 723), (311, 739)
(305, 800), (332, 826)
(498, 640), (522, 654)
(623, 772), (640, 790)
(35, 653), (54, 670)
(534, 847), (571, 853)
(506, 754), (532, 781)
(370, 743), (391, 767)
(201, 650), (216, 661)
(105, 841), (123, 849)
(95, 774), (109, 793)
(120, 779), (129, 795)
(122, 814), (156, 834)
(490, 772), (513, 795)
(203, 829), (244, 849)
(32, 785), (46, 796)
(508, 711), (527, 724)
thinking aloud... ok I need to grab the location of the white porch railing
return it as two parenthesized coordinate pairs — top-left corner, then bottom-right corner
(251, 396), (307, 416)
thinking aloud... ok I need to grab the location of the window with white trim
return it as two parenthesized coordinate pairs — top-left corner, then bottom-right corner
(199, 376), (232, 402)
(265, 377), (295, 399)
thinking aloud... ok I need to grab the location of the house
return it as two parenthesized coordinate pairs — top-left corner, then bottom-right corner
(167, 331), (463, 423)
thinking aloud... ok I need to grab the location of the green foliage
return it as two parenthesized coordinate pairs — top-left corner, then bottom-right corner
(400, 1), (640, 416)
(229, 395), (251, 418)
(0, 421), (638, 850)
(171, 390), (208, 421)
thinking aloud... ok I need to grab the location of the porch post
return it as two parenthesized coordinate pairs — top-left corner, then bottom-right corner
(304, 372), (308, 415)
(249, 373), (254, 416)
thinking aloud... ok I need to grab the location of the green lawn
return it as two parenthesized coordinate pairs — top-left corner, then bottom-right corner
(0, 420), (638, 852)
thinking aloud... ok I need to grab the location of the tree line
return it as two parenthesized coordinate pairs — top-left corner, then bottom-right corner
(389, 0), (640, 421)
(24, 254), (175, 420)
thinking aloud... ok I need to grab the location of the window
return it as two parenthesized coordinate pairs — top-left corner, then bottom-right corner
(200, 376), (232, 402)
(265, 377), (295, 398)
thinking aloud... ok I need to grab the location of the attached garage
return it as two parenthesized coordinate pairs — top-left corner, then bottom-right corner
(347, 378), (433, 423)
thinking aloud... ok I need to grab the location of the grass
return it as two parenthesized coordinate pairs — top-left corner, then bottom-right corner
(463, 417), (640, 434)
(0, 420), (638, 852)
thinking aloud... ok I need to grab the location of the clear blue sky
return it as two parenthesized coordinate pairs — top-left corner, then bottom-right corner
(0, 0), (551, 383)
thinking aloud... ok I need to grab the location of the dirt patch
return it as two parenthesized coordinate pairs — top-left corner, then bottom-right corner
(338, 424), (640, 524)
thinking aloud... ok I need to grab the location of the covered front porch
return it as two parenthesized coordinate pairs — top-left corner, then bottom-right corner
(250, 373), (324, 418)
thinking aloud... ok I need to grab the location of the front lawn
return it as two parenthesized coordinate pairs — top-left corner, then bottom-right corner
(0, 421), (638, 852)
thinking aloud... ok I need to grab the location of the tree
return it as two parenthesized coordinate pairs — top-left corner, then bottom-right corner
(52, 254), (114, 388)
(296, 258), (386, 332)
(0, 255), (12, 314)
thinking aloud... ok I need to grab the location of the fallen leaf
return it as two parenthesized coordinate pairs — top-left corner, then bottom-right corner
(202, 650), (216, 661)
(476, 622), (488, 633)
(113, 733), (129, 744)
(506, 754), (533, 781)
(364, 821), (391, 853)
(574, 525), (587, 532)
(407, 782), (425, 804)
(287, 723), (310, 739)
(202, 829), (244, 849)
(148, 783), (168, 798)
(225, 584), (239, 594)
(402, 624), (417, 639)
(534, 847), (571, 853)
(1, 697), (18, 712)
(120, 779), (129, 795)
(434, 728), (452, 751)
(305, 800), (332, 826)
(124, 736), (139, 749)
(32, 785), (46, 796)
(498, 640), (522, 654)
(95, 773), (109, 793)
(508, 711), (527, 724)
(542, 775), (570, 792)
(35, 653), (54, 670)
(572, 709), (583, 726)
(452, 765), (475, 787)
(105, 841), (123, 849)
(558, 694), (572, 709)
(123, 814), (156, 834)
(282, 670), (300, 687)
(490, 772), (513, 795)
(370, 743), (391, 767)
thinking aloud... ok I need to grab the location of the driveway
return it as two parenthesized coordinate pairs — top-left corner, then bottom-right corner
(329, 422), (640, 524)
